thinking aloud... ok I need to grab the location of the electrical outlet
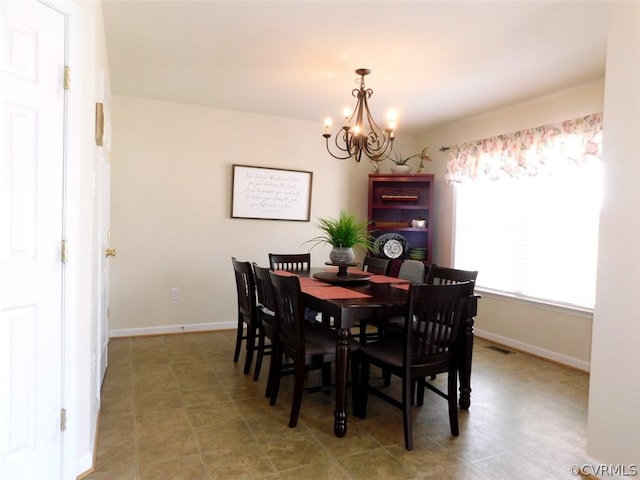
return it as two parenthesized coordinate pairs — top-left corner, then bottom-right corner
(170, 287), (180, 301)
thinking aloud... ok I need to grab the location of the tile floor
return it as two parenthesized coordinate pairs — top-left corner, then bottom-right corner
(84, 331), (591, 480)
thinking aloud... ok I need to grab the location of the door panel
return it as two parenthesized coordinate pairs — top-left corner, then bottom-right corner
(99, 151), (111, 386)
(0, 1), (65, 478)
(99, 79), (112, 388)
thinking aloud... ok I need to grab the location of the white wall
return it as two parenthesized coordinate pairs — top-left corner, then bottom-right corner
(588, 2), (640, 467)
(109, 96), (376, 335)
(414, 80), (604, 369)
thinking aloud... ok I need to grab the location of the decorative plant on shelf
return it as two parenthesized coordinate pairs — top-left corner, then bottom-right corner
(304, 210), (376, 264)
(390, 152), (419, 165)
(389, 147), (432, 173)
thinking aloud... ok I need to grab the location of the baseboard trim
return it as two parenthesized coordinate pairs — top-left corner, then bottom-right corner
(475, 328), (590, 372)
(76, 409), (100, 480)
(109, 321), (235, 338)
(75, 452), (94, 480)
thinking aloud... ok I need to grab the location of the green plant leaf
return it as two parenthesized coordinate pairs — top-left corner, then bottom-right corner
(304, 210), (377, 254)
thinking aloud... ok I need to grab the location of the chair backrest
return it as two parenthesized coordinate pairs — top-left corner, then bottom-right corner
(269, 253), (311, 272)
(362, 256), (391, 275)
(231, 257), (257, 326)
(426, 266), (478, 289)
(405, 281), (475, 368)
(269, 271), (305, 359)
(253, 263), (277, 330)
(398, 259), (426, 283)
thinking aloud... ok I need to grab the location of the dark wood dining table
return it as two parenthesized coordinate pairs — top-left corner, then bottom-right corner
(281, 267), (478, 438)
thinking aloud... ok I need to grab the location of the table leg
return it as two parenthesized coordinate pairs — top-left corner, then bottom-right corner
(458, 316), (474, 410)
(333, 327), (349, 437)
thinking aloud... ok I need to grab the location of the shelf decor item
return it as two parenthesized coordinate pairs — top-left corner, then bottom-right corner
(374, 233), (409, 259)
(411, 216), (427, 228)
(305, 210), (376, 264)
(389, 147), (433, 174)
(380, 188), (420, 203)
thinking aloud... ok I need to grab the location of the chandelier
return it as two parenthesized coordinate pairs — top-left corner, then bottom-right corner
(323, 68), (396, 163)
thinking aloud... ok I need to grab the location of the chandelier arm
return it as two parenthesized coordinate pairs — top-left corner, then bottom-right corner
(324, 127), (357, 160)
(324, 135), (352, 160)
(338, 127), (354, 156)
(361, 98), (394, 161)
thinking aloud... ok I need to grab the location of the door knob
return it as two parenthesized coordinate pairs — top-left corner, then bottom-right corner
(105, 248), (117, 258)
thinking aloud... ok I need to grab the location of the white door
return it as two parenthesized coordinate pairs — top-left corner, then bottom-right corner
(0, 1), (66, 478)
(98, 106), (112, 386)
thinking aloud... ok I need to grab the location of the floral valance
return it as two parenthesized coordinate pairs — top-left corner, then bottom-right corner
(445, 113), (603, 183)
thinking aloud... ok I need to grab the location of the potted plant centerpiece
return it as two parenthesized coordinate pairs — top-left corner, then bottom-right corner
(305, 210), (375, 264)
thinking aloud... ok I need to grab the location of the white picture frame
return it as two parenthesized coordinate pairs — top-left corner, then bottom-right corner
(231, 164), (313, 221)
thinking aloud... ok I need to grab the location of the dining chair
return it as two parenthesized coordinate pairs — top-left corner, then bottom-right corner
(426, 265), (478, 286)
(231, 257), (259, 375)
(355, 281), (475, 450)
(358, 259), (428, 344)
(397, 259), (427, 283)
(253, 262), (310, 399)
(268, 253), (311, 272)
(361, 256), (391, 275)
(381, 264), (478, 389)
(252, 263), (276, 387)
(256, 263), (326, 399)
(268, 270), (360, 428)
(387, 264), (477, 336)
(418, 265), (479, 404)
(269, 252), (319, 322)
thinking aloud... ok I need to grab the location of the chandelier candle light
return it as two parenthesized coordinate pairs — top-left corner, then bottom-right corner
(323, 68), (397, 163)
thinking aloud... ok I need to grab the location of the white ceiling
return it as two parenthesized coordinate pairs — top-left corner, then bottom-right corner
(102, 1), (612, 135)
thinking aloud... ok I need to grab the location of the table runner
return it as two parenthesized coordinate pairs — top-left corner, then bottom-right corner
(391, 283), (411, 291)
(298, 276), (332, 287)
(369, 275), (410, 284)
(302, 286), (371, 300)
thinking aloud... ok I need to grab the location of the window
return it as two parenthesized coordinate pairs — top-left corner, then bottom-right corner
(447, 113), (603, 309)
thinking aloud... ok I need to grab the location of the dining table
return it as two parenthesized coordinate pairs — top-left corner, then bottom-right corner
(275, 266), (478, 438)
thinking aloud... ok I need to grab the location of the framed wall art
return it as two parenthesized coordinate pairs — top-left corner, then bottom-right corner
(231, 164), (313, 221)
(95, 102), (104, 146)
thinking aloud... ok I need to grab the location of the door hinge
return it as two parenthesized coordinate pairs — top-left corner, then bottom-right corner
(61, 240), (68, 263)
(60, 408), (67, 432)
(107, 308), (110, 319)
(64, 66), (70, 90)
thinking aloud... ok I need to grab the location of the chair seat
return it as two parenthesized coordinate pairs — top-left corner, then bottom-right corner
(366, 314), (403, 332)
(306, 323), (360, 358)
(305, 323), (338, 357)
(361, 339), (403, 368)
(361, 338), (450, 371)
